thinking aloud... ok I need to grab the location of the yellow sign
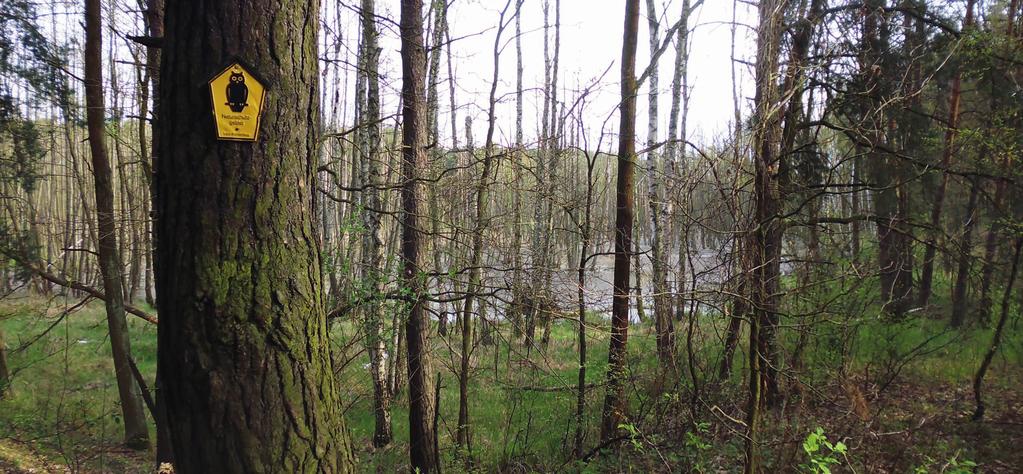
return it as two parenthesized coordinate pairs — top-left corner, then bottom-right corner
(208, 62), (266, 141)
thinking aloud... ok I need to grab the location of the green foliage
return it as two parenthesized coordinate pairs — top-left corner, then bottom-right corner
(913, 451), (977, 474)
(683, 421), (713, 472)
(800, 427), (848, 474)
(618, 422), (644, 451)
(0, 0), (73, 113)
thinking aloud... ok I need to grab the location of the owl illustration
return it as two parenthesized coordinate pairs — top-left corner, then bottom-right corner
(226, 71), (249, 112)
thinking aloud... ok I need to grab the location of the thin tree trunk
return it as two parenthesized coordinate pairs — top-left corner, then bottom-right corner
(574, 145), (597, 456)
(84, 0), (150, 450)
(511, 0), (525, 340)
(426, 0), (447, 337)
(719, 0), (743, 383)
(358, 0), (392, 448)
(919, 0), (975, 307)
(972, 236), (1022, 421)
(137, 0), (172, 464)
(978, 156), (1010, 323)
(399, 0), (439, 470)
(746, 0), (787, 470)
(456, 4), (515, 442)
(600, 0), (640, 443)
(0, 328), (9, 399)
(950, 180), (980, 327)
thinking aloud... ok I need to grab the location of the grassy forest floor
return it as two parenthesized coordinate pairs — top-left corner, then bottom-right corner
(0, 294), (1020, 473)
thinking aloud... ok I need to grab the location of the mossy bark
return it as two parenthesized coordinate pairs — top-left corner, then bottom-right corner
(154, 0), (354, 471)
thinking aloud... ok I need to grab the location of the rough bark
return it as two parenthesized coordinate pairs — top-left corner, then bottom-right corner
(746, 0), (787, 470)
(84, 0), (150, 450)
(154, 0), (355, 470)
(399, 0), (439, 471)
(600, 0), (640, 443)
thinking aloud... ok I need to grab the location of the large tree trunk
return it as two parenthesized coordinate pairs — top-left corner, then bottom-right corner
(84, 0), (150, 451)
(154, 0), (355, 471)
(399, 0), (439, 471)
(600, 0), (639, 443)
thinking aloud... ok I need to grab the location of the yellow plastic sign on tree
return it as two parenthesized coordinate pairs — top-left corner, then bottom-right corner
(208, 62), (267, 141)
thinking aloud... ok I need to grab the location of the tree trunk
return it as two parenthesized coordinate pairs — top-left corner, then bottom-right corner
(950, 180), (979, 327)
(84, 0), (150, 451)
(574, 151), (596, 456)
(0, 328), (9, 399)
(137, 0), (173, 464)
(154, 0), (355, 470)
(511, 0), (525, 340)
(978, 156), (1011, 323)
(861, 0), (914, 317)
(972, 236), (1022, 421)
(643, 0), (667, 356)
(746, 0), (787, 470)
(358, 0), (392, 448)
(919, 0), (975, 307)
(600, 0), (639, 443)
(456, 1), (513, 456)
(399, 0), (440, 471)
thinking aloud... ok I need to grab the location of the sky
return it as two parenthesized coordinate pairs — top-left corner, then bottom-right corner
(18, 0), (759, 151)
(321, 0), (759, 150)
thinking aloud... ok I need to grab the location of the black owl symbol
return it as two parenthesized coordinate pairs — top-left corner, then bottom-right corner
(226, 71), (249, 113)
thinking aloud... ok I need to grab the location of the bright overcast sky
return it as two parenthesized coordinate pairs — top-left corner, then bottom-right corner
(321, 0), (758, 150)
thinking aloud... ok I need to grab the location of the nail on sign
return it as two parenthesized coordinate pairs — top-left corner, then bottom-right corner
(208, 62), (266, 141)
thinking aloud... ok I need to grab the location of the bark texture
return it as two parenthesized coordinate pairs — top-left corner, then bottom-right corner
(154, 0), (354, 471)
(399, 0), (439, 471)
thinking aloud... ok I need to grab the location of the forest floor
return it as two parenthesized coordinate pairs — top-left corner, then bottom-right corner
(0, 293), (1020, 472)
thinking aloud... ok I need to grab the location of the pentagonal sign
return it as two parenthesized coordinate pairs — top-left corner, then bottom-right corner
(208, 62), (267, 141)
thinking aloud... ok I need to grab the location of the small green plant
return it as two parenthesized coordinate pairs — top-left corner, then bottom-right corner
(684, 421), (713, 472)
(800, 427), (847, 474)
(618, 422), (644, 451)
(913, 450), (977, 474)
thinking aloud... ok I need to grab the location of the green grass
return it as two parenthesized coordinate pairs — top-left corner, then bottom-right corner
(0, 295), (156, 472)
(1, 281), (1020, 472)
